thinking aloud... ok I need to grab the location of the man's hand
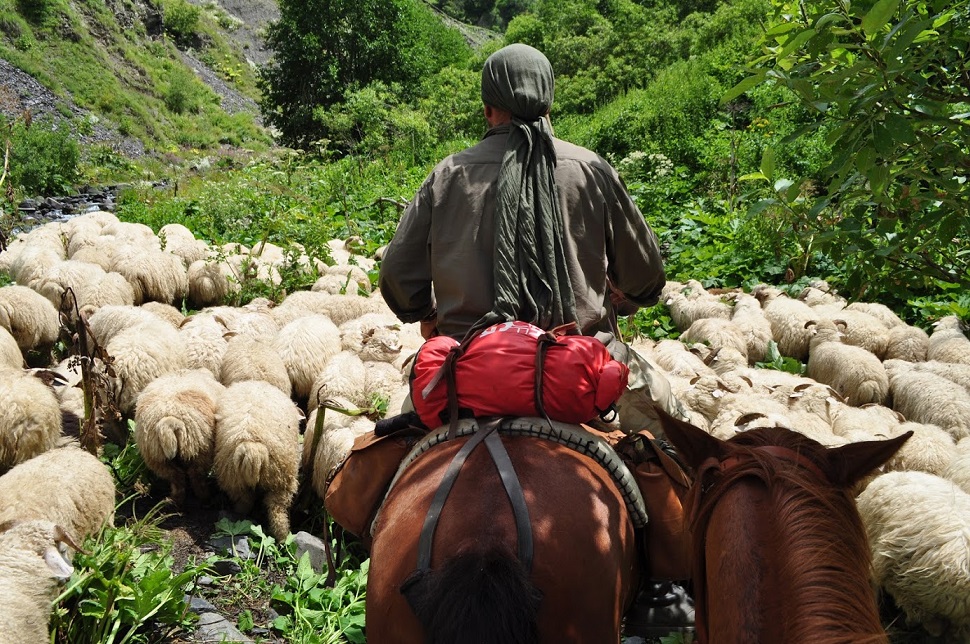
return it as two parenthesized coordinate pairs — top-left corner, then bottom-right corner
(609, 282), (640, 317)
(420, 308), (438, 339)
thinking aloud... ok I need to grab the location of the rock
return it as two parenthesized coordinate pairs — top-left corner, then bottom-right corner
(195, 612), (254, 643)
(293, 531), (329, 574)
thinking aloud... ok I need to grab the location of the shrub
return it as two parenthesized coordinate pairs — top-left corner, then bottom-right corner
(7, 116), (80, 196)
(162, 0), (201, 45)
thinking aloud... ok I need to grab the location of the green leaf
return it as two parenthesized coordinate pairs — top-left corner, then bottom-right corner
(760, 147), (776, 182)
(862, 0), (901, 35)
(721, 70), (768, 104)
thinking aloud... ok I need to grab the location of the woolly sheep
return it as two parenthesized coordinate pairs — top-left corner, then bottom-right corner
(884, 323), (929, 362)
(806, 320), (889, 405)
(179, 314), (229, 378)
(326, 237), (376, 272)
(927, 316), (970, 365)
(0, 519), (80, 644)
(827, 401), (903, 438)
(0, 326), (23, 370)
(317, 263), (372, 294)
(797, 285), (846, 307)
(943, 438), (970, 496)
(845, 301), (905, 328)
(857, 471), (970, 639)
(891, 359), (970, 394)
(0, 222), (66, 274)
(139, 301), (185, 328)
(302, 407), (375, 502)
(818, 308), (891, 359)
(68, 236), (121, 271)
(187, 259), (238, 309)
(0, 285), (60, 353)
(213, 381), (303, 541)
(310, 351), (405, 412)
(273, 314), (343, 401)
(311, 274), (353, 295)
(0, 442), (116, 542)
(135, 369), (226, 505)
(752, 285), (816, 361)
(273, 291), (388, 328)
(10, 246), (62, 288)
(0, 370), (62, 473)
(663, 286), (732, 333)
(103, 320), (188, 416)
(649, 339), (717, 378)
(219, 334), (291, 394)
(99, 220), (160, 249)
(84, 304), (174, 350)
(729, 292), (773, 364)
(109, 246), (189, 305)
(339, 313), (406, 363)
(158, 223), (209, 267)
(883, 422), (956, 477)
(680, 317), (749, 363)
(886, 366), (970, 441)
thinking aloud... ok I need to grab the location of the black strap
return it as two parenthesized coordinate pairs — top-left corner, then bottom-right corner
(483, 428), (534, 571)
(415, 421), (498, 570)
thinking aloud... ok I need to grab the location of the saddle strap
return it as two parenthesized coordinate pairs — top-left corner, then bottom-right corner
(416, 420), (498, 570)
(483, 428), (534, 571)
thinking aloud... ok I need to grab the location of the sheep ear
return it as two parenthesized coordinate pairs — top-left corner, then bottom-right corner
(43, 545), (74, 580)
(653, 404), (727, 470)
(822, 431), (913, 488)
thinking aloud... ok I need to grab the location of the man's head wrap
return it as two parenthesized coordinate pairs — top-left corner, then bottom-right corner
(474, 44), (577, 334)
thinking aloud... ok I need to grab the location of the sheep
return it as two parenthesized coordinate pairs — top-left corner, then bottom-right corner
(679, 317), (749, 363)
(139, 301), (185, 328)
(0, 326), (24, 370)
(0, 519), (80, 644)
(311, 273), (354, 295)
(883, 422), (956, 477)
(805, 320), (889, 406)
(857, 471), (970, 639)
(845, 301), (906, 328)
(663, 284), (732, 333)
(797, 284), (846, 307)
(325, 236), (376, 272)
(10, 246), (62, 288)
(102, 320), (188, 416)
(338, 313), (407, 363)
(666, 372), (736, 425)
(316, 263), (372, 295)
(884, 323), (929, 362)
(649, 339), (717, 378)
(752, 284), (816, 361)
(99, 220), (161, 249)
(219, 333), (291, 394)
(68, 236), (121, 271)
(302, 406), (375, 502)
(109, 246), (189, 305)
(927, 316), (970, 365)
(273, 291), (389, 328)
(31, 259), (113, 313)
(0, 222), (66, 274)
(158, 223), (209, 267)
(309, 351), (405, 412)
(0, 284), (60, 353)
(186, 259), (239, 309)
(943, 438), (970, 496)
(272, 314), (343, 402)
(135, 369), (226, 505)
(203, 298), (279, 341)
(890, 359), (970, 394)
(83, 304), (174, 351)
(729, 292), (773, 364)
(0, 370), (62, 473)
(0, 442), (116, 542)
(179, 314), (229, 378)
(213, 381), (303, 541)
(827, 401), (903, 438)
(886, 366), (970, 441)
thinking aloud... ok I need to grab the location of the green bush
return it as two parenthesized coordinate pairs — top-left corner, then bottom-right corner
(7, 116), (80, 196)
(162, 0), (201, 45)
(164, 68), (204, 114)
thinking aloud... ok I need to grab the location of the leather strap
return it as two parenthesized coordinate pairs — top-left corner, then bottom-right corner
(483, 428), (534, 571)
(415, 421), (498, 570)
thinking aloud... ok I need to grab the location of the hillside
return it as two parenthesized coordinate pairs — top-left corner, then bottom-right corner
(0, 0), (276, 158)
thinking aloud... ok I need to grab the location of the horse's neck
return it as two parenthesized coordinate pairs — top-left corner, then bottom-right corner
(703, 479), (786, 642)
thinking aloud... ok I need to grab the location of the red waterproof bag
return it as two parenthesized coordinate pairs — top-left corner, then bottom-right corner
(411, 321), (629, 429)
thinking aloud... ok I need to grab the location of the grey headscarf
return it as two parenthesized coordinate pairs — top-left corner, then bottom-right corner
(474, 44), (577, 334)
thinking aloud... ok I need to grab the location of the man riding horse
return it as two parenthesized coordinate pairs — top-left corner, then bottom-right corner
(379, 42), (694, 635)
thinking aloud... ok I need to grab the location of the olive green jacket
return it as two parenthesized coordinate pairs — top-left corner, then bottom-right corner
(379, 125), (666, 339)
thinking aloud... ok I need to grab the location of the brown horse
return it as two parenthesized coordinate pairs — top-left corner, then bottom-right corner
(655, 409), (910, 644)
(365, 423), (640, 643)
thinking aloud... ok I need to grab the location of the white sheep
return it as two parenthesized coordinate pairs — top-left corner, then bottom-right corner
(845, 301), (906, 328)
(884, 323), (929, 362)
(663, 284), (732, 332)
(338, 313), (406, 363)
(883, 422), (956, 477)
(213, 381), (303, 541)
(806, 320), (889, 406)
(10, 246), (63, 288)
(648, 339), (717, 378)
(927, 316), (970, 365)
(894, 359), (970, 393)
(0, 326), (23, 370)
(179, 314), (229, 378)
(203, 299), (279, 341)
(0, 370), (62, 473)
(273, 314), (343, 402)
(0, 221), (66, 274)
(729, 292), (773, 364)
(99, 220), (160, 248)
(273, 291), (388, 328)
(797, 284), (846, 307)
(0, 442), (116, 542)
(309, 351), (404, 412)
(102, 319), (188, 416)
(109, 246), (189, 305)
(32, 259), (135, 322)
(302, 406), (375, 502)
(886, 365), (970, 441)
(139, 301), (185, 328)
(0, 284), (60, 353)
(158, 223), (209, 267)
(219, 333), (291, 395)
(857, 471), (970, 639)
(679, 317), (749, 363)
(943, 438), (970, 496)
(186, 259), (239, 309)
(135, 369), (226, 505)
(84, 304), (175, 351)
(0, 519), (80, 644)
(752, 284), (816, 361)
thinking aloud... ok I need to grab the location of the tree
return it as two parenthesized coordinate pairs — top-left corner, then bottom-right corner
(730, 0), (970, 302)
(258, 0), (467, 149)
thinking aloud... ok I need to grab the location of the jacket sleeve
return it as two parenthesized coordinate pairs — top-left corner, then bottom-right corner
(378, 180), (436, 323)
(602, 172), (666, 308)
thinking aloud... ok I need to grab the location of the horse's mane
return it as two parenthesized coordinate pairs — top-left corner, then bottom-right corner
(689, 427), (886, 643)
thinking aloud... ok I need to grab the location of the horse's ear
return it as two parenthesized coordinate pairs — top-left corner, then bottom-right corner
(654, 404), (727, 470)
(822, 431), (913, 488)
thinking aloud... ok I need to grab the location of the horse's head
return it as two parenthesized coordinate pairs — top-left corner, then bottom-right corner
(654, 404), (911, 489)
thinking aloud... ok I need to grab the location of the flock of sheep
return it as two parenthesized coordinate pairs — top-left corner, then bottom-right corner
(0, 210), (968, 641)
